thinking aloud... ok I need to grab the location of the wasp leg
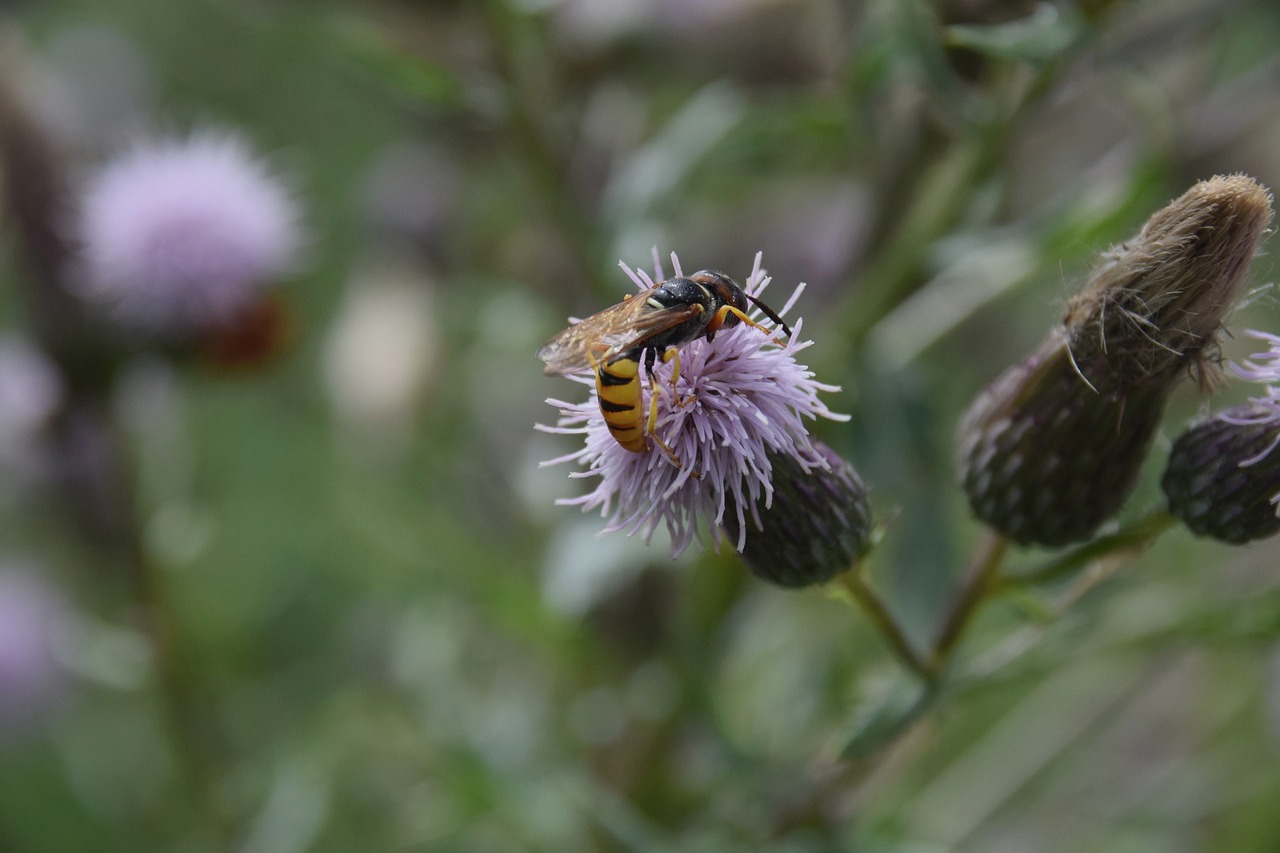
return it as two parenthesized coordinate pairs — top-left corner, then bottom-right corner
(713, 305), (788, 345)
(644, 370), (686, 470)
(661, 347), (696, 407)
(640, 352), (700, 478)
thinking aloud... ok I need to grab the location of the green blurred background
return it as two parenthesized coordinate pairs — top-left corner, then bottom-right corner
(3, 0), (1280, 850)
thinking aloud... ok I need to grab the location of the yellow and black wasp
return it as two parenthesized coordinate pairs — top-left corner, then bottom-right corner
(537, 269), (792, 465)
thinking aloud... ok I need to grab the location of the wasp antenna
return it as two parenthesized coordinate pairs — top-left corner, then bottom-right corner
(743, 292), (792, 339)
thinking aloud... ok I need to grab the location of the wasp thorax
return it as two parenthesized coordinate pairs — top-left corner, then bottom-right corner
(689, 270), (748, 315)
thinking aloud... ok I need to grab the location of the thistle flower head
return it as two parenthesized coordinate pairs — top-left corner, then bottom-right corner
(76, 130), (301, 339)
(960, 175), (1273, 547)
(723, 441), (873, 588)
(539, 251), (848, 558)
(1162, 329), (1280, 543)
(1162, 406), (1280, 543)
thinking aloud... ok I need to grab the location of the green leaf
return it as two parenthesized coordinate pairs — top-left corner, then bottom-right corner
(328, 17), (463, 108)
(840, 677), (936, 760)
(945, 4), (1088, 66)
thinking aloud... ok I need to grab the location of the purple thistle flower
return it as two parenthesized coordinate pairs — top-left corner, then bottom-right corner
(1162, 330), (1280, 543)
(1226, 329), (1280, 492)
(75, 131), (301, 338)
(1230, 330), (1280, 397)
(539, 251), (848, 557)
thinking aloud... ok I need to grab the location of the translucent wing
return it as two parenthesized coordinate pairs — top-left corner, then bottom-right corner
(537, 294), (702, 375)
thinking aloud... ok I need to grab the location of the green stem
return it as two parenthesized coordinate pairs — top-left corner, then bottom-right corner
(0, 66), (232, 841)
(480, 1), (602, 287)
(104, 404), (234, 842)
(1001, 510), (1178, 589)
(838, 562), (932, 680)
(928, 531), (1010, 674)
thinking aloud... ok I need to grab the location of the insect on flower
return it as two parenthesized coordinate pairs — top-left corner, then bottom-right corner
(537, 268), (791, 469)
(538, 251), (847, 556)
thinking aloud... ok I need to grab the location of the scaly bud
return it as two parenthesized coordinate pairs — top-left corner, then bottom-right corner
(959, 175), (1273, 547)
(1162, 404), (1280, 544)
(724, 442), (873, 588)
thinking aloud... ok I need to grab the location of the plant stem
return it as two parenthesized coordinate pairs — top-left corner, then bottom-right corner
(1002, 510), (1178, 589)
(928, 530), (1009, 674)
(480, 0), (602, 287)
(0, 58), (232, 842)
(838, 562), (932, 680)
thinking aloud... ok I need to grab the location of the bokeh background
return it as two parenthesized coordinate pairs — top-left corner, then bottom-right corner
(3, 0), (1280, 850)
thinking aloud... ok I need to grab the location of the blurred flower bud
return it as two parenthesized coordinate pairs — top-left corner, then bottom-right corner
(359, 141), (460, 259)
(323, 259), (439, 458)
(75, 131), (302, 352)
(724, 442), (873, 589)
(959, 175), (1273, 547)
(0, 564), (71, 739)
(1162, 404), (1280, 544)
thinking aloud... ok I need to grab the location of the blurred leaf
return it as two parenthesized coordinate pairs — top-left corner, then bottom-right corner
(328, 17), (463, 108)
(946, 4), (1089, 66)
(862, 0), (974, 114)
(1178, 584), (1280, 644)
(840, 676), (935, 759)
(605, 82), (746, 223)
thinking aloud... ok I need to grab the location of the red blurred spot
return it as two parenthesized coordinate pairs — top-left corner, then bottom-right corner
(199, 293), (294, 372)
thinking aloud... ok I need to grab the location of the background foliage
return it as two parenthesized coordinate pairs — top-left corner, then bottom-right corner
(3, 0), (1280, 850)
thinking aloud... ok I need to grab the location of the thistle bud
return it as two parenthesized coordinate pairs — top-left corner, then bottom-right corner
(959, 175), (1273, 547)
(1161, 404), (1280, 544)
(724, 442), (873, 588)
(1163, 329), (1280, 544)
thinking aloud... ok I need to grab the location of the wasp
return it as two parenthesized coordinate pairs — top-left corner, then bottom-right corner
(537, 269), (792, 465)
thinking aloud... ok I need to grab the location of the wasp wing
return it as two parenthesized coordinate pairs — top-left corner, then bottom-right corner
(537, 295), (702, 375)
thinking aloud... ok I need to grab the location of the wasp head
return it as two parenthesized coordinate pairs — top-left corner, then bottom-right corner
(690, 269), (792, 340)
(689, 270), (749, 323)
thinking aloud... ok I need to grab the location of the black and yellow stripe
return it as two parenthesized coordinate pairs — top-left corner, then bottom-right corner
(596, 355), (647, 452)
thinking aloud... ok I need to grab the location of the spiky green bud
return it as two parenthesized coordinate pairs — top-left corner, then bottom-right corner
(725, 442), (873, 588)
(959, 175), (1273, 547)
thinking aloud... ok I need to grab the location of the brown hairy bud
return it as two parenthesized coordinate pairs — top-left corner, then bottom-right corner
(959, 175), (1273, 547)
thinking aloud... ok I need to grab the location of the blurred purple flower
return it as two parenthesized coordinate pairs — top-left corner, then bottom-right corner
(75, 131), (301, 337)
(0, 336), (62, 470)
(539, 251), (847, 556)
(0, 565), (70, 737)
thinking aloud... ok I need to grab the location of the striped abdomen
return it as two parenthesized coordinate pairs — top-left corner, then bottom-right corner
(596, 353), (647, 452)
